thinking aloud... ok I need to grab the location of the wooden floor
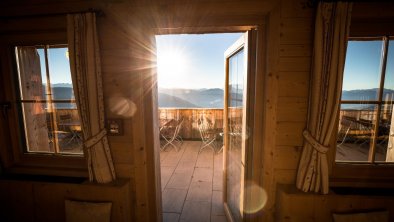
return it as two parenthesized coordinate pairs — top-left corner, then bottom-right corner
(336, 142), (387, 162)
(160, 141), (227, 222)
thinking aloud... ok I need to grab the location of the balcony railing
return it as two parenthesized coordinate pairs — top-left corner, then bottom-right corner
(56, 108), (232, 141)
(159, 108), (224, 140)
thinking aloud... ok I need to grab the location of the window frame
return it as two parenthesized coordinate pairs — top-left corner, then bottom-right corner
(16, 44), (82, 155)
(0, 26), (87, 178)
(330, 36), (394, 188)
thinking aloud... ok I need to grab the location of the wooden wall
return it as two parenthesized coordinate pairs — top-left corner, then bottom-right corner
(1, 0), (394, 222)
(258, 0), (314, 220)
(273, 0), (313, 190)
(270, 1), (394, 222)
(276, 185), (394, 222)
(0, 179), (131, 222)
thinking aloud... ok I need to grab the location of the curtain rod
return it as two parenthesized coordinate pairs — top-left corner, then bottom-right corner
(0, 8), (104, 20)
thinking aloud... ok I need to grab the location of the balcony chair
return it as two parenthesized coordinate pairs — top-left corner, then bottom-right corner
(160, 118), (184, 152)
(198, 116), (219, 153)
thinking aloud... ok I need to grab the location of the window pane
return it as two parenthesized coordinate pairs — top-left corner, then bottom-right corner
(226, 48), (244, 222)
(382, 39), (394, 162)
(37, 47), (49, 97)
(383, 40), (394, 100)
(336, 104), (377, 162)
(376, 104), (394, 162)
(47, 46), (75, 108)
(21, 102), (55, 153)
(228, 49), (244, 108)
(55, 105), (83, 155)
(342, 40), (384, 101)
(22, 103), (83, 154)
(16, 45), (82, 155)
(16, 46), (46, 101)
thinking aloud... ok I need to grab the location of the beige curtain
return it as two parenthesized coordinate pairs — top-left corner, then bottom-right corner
(67, 13), (116, 183)
(296, 2), (352, 194)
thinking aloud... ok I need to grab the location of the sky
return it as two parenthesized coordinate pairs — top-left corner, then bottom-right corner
(342, 40), (394, 91)
(156, 33), (243, 89)
(38, 47), (72, 84)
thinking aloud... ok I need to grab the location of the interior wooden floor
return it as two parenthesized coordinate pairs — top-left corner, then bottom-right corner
(160, 141), (227, 222)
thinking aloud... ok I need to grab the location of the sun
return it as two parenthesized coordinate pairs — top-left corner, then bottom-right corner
(156, 46), (189, 88)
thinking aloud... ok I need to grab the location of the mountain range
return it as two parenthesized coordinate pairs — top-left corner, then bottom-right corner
(341, 88), (394, 110)
(158, 88), (224, 108)
(42, 83), (75, 109)
(42, 84), (394, 110)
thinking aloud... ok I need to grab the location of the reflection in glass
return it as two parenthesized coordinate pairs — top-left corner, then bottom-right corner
(376, 104), (394, 162)
(229, 49), (244, 108)
(336, 104), (376, 162)
(227, 48), (244, 222)
(384, 40), (394, 96)
(383, 40), (394, 162)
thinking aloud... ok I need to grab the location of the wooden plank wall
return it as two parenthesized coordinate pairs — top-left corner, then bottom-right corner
(276, 185), (394, 222)
(272, 2), (394, 221)
(274, 0), (313, 187)
(259, 0), (314, 220)
(0, 0), (302, 221)
(2, 0), (394, 222)
(0, 179), (132, 222)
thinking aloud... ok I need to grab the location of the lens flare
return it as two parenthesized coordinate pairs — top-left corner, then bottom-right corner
(108, 96), (137, 118)
(243, 181), (267, 215)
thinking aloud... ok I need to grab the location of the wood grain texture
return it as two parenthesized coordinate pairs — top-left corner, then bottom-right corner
(4, 0), (394, 221)
(274, 146), (302, 170)
(278, 71), (310, 97)
(0, 179), (132, 222)
(277, 97), (308, 122)
(276, 184), (394, 222)
(261, 3), (281, 221)
(276, 122), (305, 146)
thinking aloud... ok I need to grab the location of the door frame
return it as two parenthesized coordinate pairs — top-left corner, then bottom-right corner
(150, 26), (265, 222)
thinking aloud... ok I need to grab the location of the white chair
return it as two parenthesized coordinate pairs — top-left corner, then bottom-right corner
(198, 116), (219, 153)
(160, 118), (184, 152)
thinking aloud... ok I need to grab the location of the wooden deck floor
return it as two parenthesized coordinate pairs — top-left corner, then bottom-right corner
(160, 141), (227, 222)
(336, 142), (387, 161)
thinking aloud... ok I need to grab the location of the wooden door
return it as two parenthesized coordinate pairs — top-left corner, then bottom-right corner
(223, 30), (256, 222)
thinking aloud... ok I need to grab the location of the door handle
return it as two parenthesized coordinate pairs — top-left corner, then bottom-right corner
(0, 102), (11, 119)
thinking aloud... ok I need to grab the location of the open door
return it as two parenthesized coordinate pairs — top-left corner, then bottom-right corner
(223, 30), (257, 222)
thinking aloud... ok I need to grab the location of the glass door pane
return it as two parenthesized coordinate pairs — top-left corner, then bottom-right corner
(224, 33), (246, 221)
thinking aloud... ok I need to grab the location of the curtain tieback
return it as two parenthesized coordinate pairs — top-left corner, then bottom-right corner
(85, 129), (107, 148)
(303, 130), (329, 154)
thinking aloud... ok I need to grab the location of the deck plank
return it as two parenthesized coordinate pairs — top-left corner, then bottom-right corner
(192, 167), (213, 183)
(211, 191), (225, 216)
(162, 188), (188, 213)
(163, 213), (180, 222)
(180, 201), (211, 222)
(196, 149), (214, 168)
(161, 141), (227, 222)
(186, 181), (213, 202)
(161, 166), (176, 190)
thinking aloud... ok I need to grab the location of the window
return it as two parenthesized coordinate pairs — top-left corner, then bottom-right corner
(15, 45), (83, 155)
(0, 18), (86, 177)
(336, 37), (394, 164)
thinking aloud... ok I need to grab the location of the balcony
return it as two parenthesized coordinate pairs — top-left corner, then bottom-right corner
(158, 108), (224, 140)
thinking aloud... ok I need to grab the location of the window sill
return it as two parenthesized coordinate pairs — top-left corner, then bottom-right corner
(2, 153), (88, 178)
(330, 163), (394, 188)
